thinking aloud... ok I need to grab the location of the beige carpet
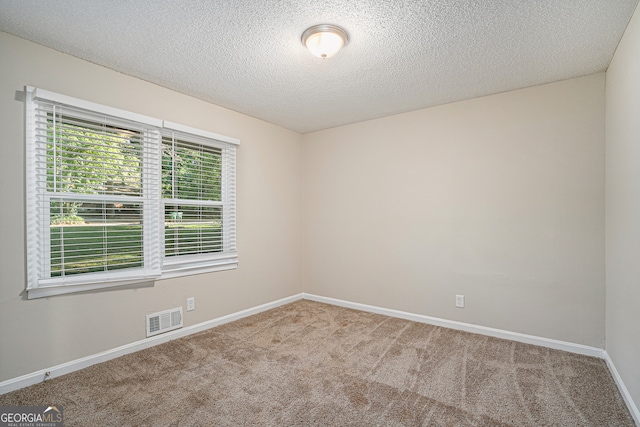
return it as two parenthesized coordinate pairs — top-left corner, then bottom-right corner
(0, 299), (634, 426)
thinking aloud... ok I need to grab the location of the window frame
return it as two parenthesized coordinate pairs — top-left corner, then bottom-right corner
(25, 87), (239, 299)
(159, 126), (238, 278)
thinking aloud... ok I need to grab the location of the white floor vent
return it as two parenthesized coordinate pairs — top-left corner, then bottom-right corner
(146, 307), (183, 337)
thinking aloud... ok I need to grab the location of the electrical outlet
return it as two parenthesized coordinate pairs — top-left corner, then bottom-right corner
(455, 295), (465, 308)
(187, 297), (195, 311)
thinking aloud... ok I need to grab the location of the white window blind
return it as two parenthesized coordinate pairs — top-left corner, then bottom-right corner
(25, 87), (239, 298)
(160, 131), (238, 275)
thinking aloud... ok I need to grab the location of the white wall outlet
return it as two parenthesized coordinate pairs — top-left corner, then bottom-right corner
(187, 297), (195, 312)
(455, 295), (465, 308)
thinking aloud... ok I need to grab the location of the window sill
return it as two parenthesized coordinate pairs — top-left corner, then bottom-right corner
(159, 262), (238, 280)
(26, 259), (238, 299)
(27, 276), (157, 299)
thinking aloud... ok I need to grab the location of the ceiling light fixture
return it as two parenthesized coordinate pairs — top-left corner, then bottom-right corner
(301, 24), (349, 59)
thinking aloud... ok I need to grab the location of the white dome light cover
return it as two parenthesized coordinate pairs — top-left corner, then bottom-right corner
(301, 24), (349, 59)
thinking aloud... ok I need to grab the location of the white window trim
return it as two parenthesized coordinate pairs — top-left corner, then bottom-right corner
(24, 86), (239, 299)
(163, 120), (240, 146)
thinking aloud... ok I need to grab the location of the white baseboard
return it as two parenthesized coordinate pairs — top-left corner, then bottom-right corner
(604, 351), (640, 425)
(0, 293), (304, 395)
(303, 293), (606, 358)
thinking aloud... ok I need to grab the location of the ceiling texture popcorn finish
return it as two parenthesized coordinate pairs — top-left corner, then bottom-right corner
(0, 0), (638, 133)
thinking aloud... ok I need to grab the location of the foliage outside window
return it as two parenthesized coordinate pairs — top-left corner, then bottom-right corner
(25, 87), (239, 299)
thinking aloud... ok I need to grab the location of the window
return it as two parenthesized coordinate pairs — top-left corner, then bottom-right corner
(25, 87), (239, 298)
(160, 125), (237, 277)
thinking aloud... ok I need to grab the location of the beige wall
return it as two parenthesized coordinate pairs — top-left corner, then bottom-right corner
(606, 4), (640, 410)
(303, 74), (606, 347)
(0, 32), (303, 381)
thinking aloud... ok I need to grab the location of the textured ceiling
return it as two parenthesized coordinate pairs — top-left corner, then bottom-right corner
(0, 1), (638, 134)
